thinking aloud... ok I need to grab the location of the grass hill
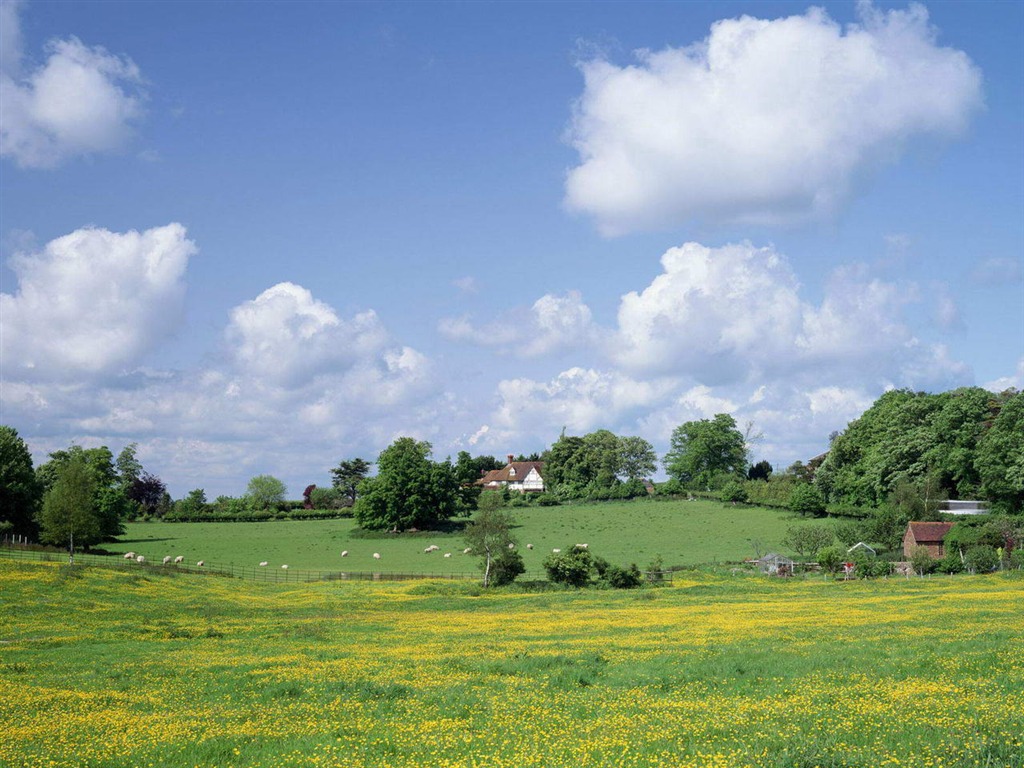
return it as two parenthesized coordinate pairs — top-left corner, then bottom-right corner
(105, 498), (825, 574)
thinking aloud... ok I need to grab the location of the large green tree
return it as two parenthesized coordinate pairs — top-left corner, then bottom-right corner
(0, 426), (41, 538)
(976, 391), (1024, 514)
(815, 387), (1015, 509)
(354, 437), (462, 531)
(330, 458), (372, 503)
(36, 445), (129, 539)
(663, 414), (747, 489)
(617, 436), (657, 481)
(246, 475), (287, 510)
(38, 452), (100, 558)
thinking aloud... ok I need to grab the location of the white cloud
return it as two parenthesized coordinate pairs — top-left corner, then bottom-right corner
(453, 276), (479, 294)
(565, 2), (982, 234)
(1, 223), (195, 380)
(613, 242), (801, 381)
(984, 359), (1024, 393)
(439, 290), (595, 357)
(969, 257), (1023, 286)
(0, 0), (146, 168)
(612, 242), (968, 392)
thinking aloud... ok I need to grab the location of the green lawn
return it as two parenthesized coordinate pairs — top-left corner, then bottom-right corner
(105, 499), (827, 573)
(1, 560), (1020, 767)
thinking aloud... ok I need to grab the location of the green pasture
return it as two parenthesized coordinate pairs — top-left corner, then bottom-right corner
(105, 498), (825, 573)
(1, 560), (1020, 768)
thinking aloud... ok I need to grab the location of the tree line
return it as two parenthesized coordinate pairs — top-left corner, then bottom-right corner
(1, 385), (1020, 557)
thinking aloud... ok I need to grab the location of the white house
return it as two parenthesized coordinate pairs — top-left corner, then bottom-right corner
(477, 455), (546, 493)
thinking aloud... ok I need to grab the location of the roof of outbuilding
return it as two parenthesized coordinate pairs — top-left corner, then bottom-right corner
(907, 521), (956, 543)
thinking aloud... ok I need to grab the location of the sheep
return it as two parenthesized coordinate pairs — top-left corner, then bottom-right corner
(174, 555), (184, 564)
(444, 553), (452, 558)
(341, 550), (349, 557)
(373, 553), (381, 560)
(463, 547), (472, 554)
(136, 555), (145, 563)
(259, 561), (268, 567)
(281, 564), (289, 569)
(575, 543), (589, 549)
(123, 552), (135, 559)
(552, 548), (561, 554)
(507, 543), (515, 549)
(162, 556), (172, 565)
(526, 544), (533, 550)
(197, 561), (205, 567)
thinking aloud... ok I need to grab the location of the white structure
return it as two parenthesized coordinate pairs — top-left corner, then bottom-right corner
(477, 455), (546, 493)
(940, 500), (989, 516)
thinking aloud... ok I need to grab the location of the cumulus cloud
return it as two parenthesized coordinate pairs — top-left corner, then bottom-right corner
(613, 242), (802, 381)
(612, 242), (967, 391)
(565, 1), (982, 233)
(984, 358), (1024, 393)
(1, 223), (195, 380)
(0, 0), (146, 168)
(439, 290), (595, 357)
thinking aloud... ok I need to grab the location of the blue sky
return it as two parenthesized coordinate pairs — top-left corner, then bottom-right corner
(2, 0), (1022, 498)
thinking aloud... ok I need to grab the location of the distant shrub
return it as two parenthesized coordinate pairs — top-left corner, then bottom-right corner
(601, 563), (643, 589)
(720, 481), (749, 504)
(535, 494), (560, 507)
(909, 546), (936, 576)
(938, 550), (965, 574)
(543, 546), (594, 587)
(817, 545), (844, 574)
(964, 546), (998, 574)
(1010, 548), (1024, 570)
(790, 485), (827, 517)
(490, 549), (526, 587)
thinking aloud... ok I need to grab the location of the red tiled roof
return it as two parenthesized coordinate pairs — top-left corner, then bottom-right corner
(907, 521), (956, 543)
(477, 461), (544, 486)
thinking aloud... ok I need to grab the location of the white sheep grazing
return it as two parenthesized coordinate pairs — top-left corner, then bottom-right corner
(341, 550), (349, 557)
(174, 555), (184, 564)
(526, 544), (533, 550)
(163, 556), (172, 565)
(444, 553), (452, 558)
(124, 552), (135, 559)
(552, 548), (561, 554)
(281, 564), (289, 569)
(136, 555), (145, 563)
(575, 543), (589, 549)
(197, 560), (205, 567)
(373, 553), (381, 560)
(508, 543), (515, 549)
(463, 547), (472, 554)
(259, 561), (268, 567)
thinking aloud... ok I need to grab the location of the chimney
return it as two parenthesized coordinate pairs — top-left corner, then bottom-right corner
(507, 453), (514, 465)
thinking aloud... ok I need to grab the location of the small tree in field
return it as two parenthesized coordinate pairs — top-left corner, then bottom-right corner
(38, 453), (99, 562)
(464, 495), (518, 587)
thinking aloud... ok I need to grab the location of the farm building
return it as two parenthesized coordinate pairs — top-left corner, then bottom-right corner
(477, 455), (546, 493)
(757, 553), (795, 576)
(902, 521), (956, 559)
(939, 500), (989, 515)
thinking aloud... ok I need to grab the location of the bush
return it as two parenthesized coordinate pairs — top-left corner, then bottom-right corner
(720, 481), (749, 504)
(535, 494), (560, 507)
(938, 550), (964, 574)
(817, 545), (845, 574)
(1010, 548), (1024, 570)
(964, 545), (998, 574)
(490, 549), (525, 587)
(543, 546), (594, 587)
(308, 486), (346, 510)
(790, 484), (827, 517)
(909, 546), (936, 576)
(601, 563), (643, 589)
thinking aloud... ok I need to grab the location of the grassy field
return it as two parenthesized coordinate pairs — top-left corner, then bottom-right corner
(104, 498), (826, 573)
(0, 560), (1021, 767)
